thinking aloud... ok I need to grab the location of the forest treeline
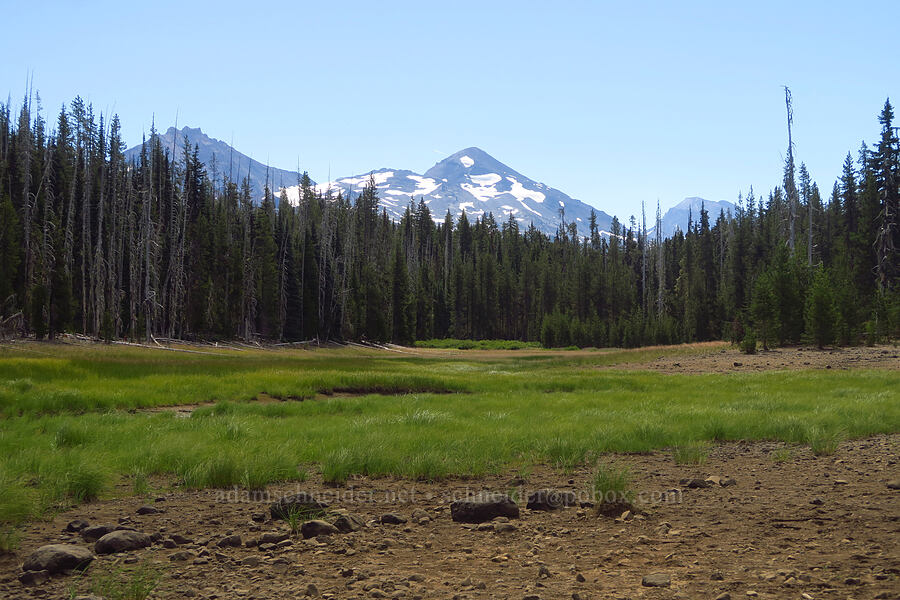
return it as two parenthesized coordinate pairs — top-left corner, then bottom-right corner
(0, 94), (897, 349)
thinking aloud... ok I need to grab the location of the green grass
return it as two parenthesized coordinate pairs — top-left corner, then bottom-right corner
(770, 447), (794, 463)
(69, 563), (161, 600)
(0, 341), (898, 525)
(590, 462), (634, 514)
(672, 441), (711, 465)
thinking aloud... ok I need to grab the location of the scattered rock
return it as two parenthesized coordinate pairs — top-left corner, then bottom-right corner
(380, 513), (407, 525)
(304, 583), (319, 596)
(682, 478), (713, 489)
(810, 497), (824, 505)
(451, 493), (520, 523)
(495, 522), (518, 533)
(300, 520), (339, 538)
(526, 489), (577, 511)
(251, 512), (267, 522)
(22, 544), (94, 573)
(65, 519), (89, 533)
(887, 480), (900, 490)
(715, 594), (732, 600)
(136, 505), (159, 515)
(216, 534), (242, 548)
(333, 513), (366, 533)
(538, 565), (551, 578)
(270, 492), (329, 521)
(259, 532), (289, 545)
(18, 569), (51, 586)
(642, 573), (671, 587)
(168, 551), (195, 562)
(94, 530), (152, 554)
(80, 524), (120, 542)
(240, 556), (262, 567)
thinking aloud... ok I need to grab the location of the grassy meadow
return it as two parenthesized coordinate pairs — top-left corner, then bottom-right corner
(0, 340), (897, 528)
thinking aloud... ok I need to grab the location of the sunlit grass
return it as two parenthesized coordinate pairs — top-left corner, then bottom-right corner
(0, 341), (897, 525)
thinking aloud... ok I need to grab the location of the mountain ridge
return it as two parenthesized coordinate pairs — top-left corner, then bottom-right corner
(125, 127), (727, 238)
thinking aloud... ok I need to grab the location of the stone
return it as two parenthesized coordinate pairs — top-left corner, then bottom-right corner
(240, 556), (262, 567)
(887, 480), (900, 490)
(136, 505), (159, 515)
(163, 539), (177, 549)
(94, 530), (152, 554)
(333, 513), (366, 533)
(18, 570), (51, 586)
(171, 534), (192, 545)
(810, 497), (824, 505)
(22, 544), (94, 573)
(251, 512), (267, 522)
(300, 520), (339, 538)
(380, 513), (408, 525)
(682, 478), (713, 489)
(526, 489), (578, 511)
(65, 519), (89, 533)
(80, 524), (119, 542)
(715, 594), (732, 600)
(270, 492), (328, 521)
(538, 565), (551, 578)
(304, 583), (319, 596)
(642, 573), (671, 587)
(259, 532), (289, 544)
(450, 493), (520, 523)
(216, 534), (242, 548)
(168, 551), (195, 562)
(495, 522), (518, 533)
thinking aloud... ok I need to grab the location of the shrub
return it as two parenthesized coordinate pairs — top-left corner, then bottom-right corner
(740, 330), (757, 354)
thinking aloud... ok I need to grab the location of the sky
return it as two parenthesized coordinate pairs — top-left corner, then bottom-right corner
(1, 0), (898, 219)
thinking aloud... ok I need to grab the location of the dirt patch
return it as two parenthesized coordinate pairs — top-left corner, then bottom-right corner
(2, 436), (898, 599)
(134, 389), (458, 417)
(603, 344), (900, 374)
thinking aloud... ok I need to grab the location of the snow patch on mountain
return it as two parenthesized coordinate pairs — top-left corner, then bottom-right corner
(459, 155), (475, 168)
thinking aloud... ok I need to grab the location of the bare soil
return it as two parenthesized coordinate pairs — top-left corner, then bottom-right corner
(2, 434), (898, 600)
(605, 344), (900, 374)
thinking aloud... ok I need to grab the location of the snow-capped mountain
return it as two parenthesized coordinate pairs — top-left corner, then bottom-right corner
(656, 197), (736, 237)
(124, 126), (300, 200)
(278, 147), (614, 237)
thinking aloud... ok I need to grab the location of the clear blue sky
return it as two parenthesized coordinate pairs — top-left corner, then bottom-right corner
(2, 0), (897, 219)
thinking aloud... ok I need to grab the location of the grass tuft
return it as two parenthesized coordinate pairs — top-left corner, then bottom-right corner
(770, 447), (793, 463)
(806, 426), (844, 456)
(590, 462), (635, 516)
(672, 441), (710, 465)
(70, 563), (162, 600)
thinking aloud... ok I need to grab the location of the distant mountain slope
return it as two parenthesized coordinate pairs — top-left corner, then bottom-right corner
(657, 197), (736, 237)
(124, 126), (300, 200)
(280, 147), (615, 237)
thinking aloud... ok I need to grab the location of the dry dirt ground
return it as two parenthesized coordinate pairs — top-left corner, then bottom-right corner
(2, 436), (899, 600)
(1, 345), (898, 600)
(617, 344), (900, 374)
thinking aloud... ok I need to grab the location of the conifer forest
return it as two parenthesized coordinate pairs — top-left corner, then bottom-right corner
(0, 95), (897, 349)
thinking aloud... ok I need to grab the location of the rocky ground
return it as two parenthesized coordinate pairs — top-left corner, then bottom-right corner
(2, 434), (898, 600)
(616, 344), (900, 374)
